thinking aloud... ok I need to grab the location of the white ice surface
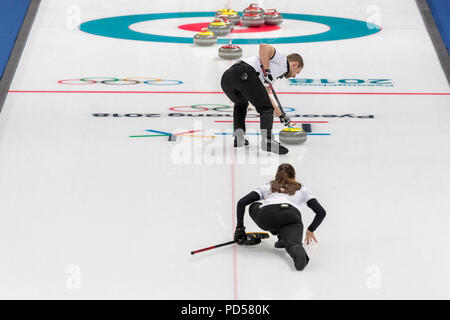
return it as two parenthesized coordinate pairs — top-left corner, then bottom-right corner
(0, 0), (449, 299)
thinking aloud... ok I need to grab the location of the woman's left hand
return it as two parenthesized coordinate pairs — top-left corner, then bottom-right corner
(305, 230), (318, 245)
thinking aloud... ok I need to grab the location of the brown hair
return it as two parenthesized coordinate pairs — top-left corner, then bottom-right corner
(287, 53), (304, 68)
(270, 163), (302, 195)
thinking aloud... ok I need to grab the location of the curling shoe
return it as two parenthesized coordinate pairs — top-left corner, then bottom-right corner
(234, 136), (249, 148)
(287, 244), (310, 271)
(274, 235), (285, 249)
(261, 137), (288, 155)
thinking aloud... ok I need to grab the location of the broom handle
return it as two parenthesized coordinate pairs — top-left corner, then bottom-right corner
(268, 82), (295, 128)
(267, 82), (286, 117)
(260, 67), (284, 116)
(190, 240), (237, 255)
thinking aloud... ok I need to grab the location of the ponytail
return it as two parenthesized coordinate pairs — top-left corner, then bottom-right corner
(270, 163), (302, 195)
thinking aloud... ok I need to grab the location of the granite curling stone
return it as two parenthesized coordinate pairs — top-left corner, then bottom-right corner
(243, 3), (265, 15)
(218, 44), (243, 60)
(193, 28), (217, 46)
(215, 9), (240, 25)
(217, 16), (234, 31)
(279, 127), (307, 145)
(241, 12), (265, 27)
(208, 18), (231, 36)
(264, 9), (283, 25)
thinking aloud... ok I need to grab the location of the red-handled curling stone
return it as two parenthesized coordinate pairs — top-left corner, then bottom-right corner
(243, 3), (265, 15)
(264, 9), (283, 25)
(241, 12), (265, 27)
(218, 44), (243, 60)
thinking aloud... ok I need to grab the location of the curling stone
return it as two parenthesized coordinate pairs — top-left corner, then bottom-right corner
(241, 12), (265, 27)
(243, 3), (265, 15)
(193, 28), (217, 46)
(217, 16), (234, 31)
(279, 127), (307, 145)
(208, 19), (231, 36)
(218, 44), (243, 60)
(215, 9), (240, 25)
(264, 9), (283, 25)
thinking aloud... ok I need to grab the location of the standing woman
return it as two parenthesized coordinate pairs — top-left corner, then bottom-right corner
(234, 163), (326, 270)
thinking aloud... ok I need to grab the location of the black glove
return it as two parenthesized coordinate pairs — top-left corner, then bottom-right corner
(263, 68), (274, 84)
(279, 114), (291, 127)
(234, 226), (247, 245)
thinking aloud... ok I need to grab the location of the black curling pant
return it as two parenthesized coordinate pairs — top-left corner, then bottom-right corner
(249, 203), (303, 248)
(220, 61), (274, 139)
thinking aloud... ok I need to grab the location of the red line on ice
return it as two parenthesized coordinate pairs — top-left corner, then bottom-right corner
(9, 90), (450, 95)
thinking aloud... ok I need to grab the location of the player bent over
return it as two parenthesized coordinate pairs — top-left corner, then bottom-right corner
(221, 44), (303, 155)
(234, 163), (326, 270)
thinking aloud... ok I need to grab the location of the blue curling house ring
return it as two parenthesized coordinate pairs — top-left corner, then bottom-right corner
(79, 12), (381, 44)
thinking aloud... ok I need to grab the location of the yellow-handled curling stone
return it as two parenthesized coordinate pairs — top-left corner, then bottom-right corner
(193, 28), (217, 46)
(208, 18), (231, 36)
(265, 81), (308, 145)
(217, 16), (234, 31)
(215, 9), (240, 25)
(279, 127), (307, 145)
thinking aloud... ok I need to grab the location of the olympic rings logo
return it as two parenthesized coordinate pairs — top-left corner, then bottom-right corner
(58, 77), (183, 85)
(169, 104), (295, 113)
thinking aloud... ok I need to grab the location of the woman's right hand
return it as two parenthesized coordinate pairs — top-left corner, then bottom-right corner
(234, 226), (247, 244)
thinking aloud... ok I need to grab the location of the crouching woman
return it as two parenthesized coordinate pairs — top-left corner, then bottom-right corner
(234, 163), (326, 270)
